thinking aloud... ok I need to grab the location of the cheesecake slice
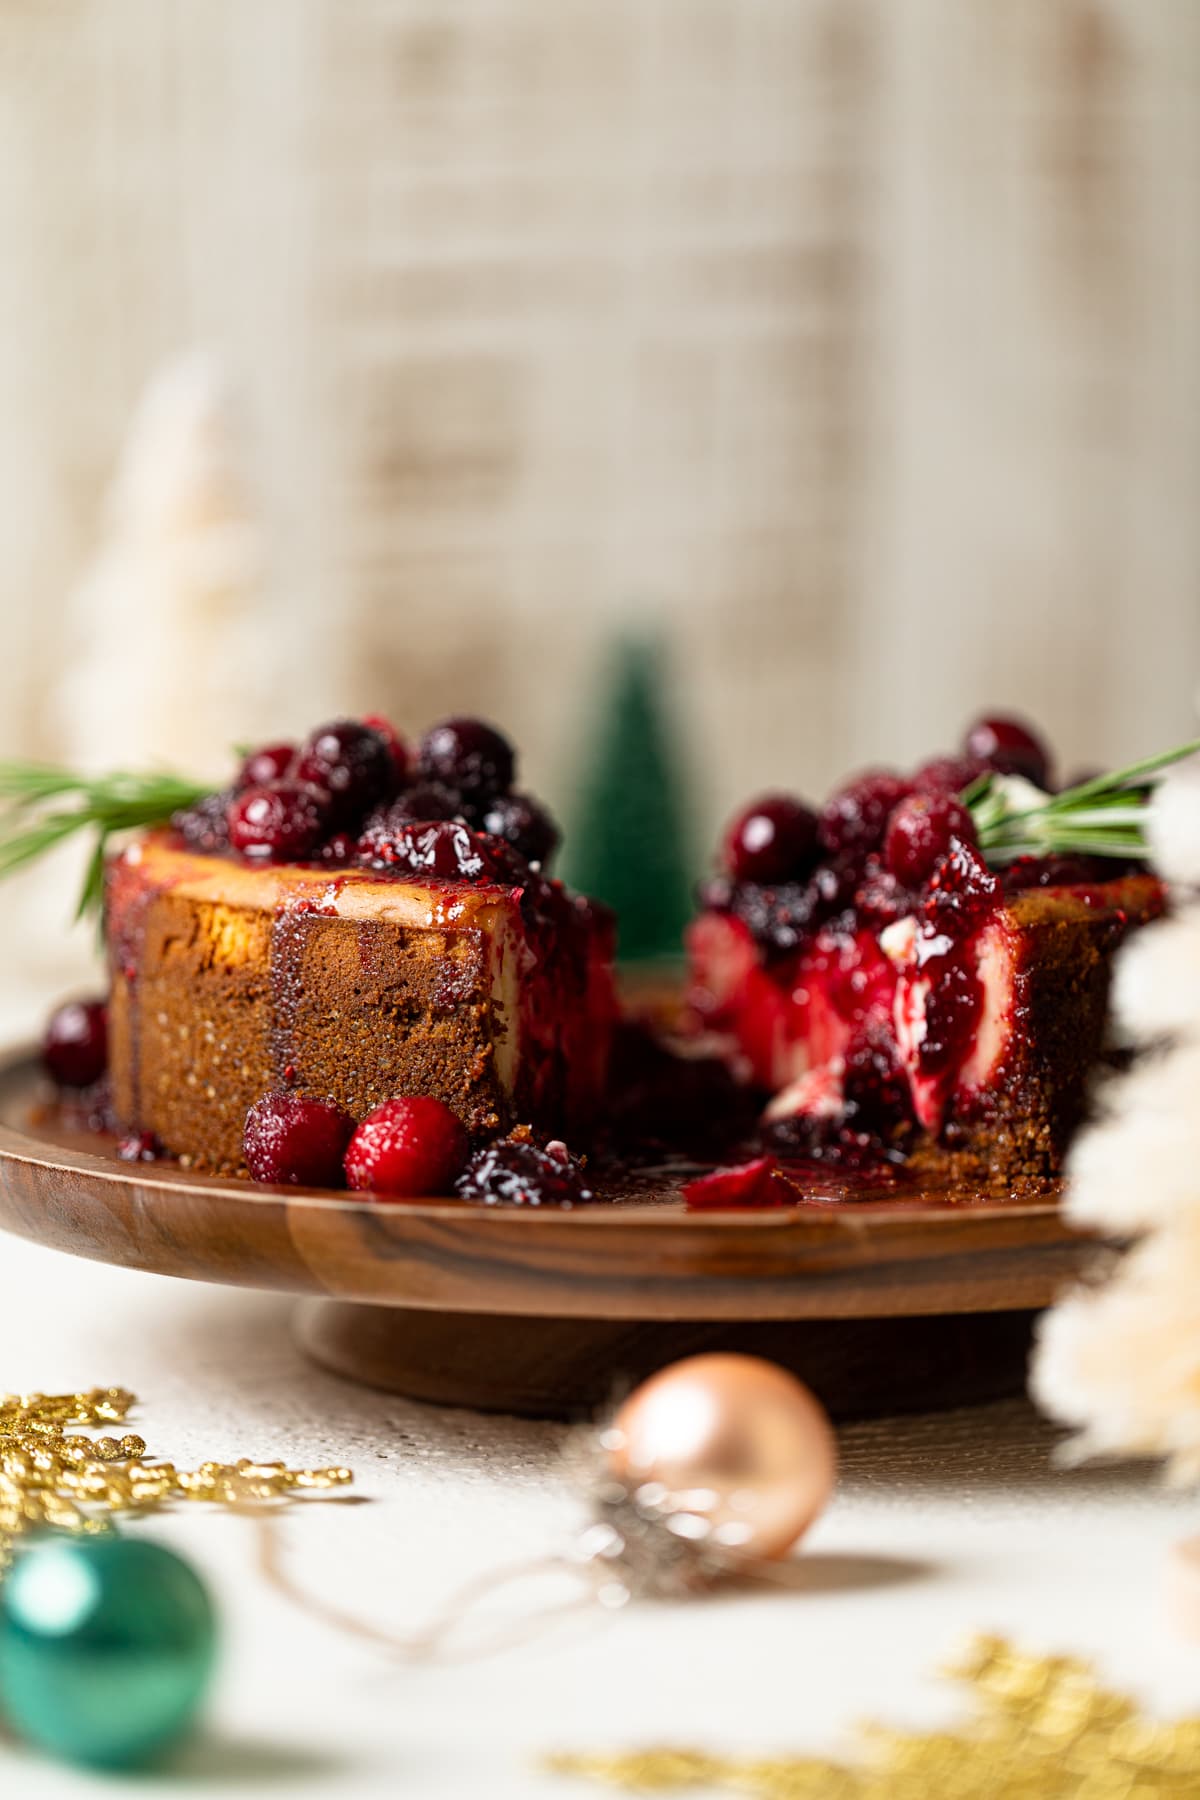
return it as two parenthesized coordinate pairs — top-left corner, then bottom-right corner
(686, 719), (1168, 1188)
(103, 713), (617, 1175)
(107, 834), (615, 1174)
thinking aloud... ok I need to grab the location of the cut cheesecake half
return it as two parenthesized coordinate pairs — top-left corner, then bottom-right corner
(686, 719), (1168, 1188)
(107, 833), (616, 1174)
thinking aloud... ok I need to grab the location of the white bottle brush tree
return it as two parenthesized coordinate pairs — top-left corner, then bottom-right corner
(1033, 755), (1200, 1479)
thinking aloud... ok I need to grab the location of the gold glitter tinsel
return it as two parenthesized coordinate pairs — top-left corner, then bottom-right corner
(0, 1386), (353, 1572)
(547, 1634), (1200, 1797)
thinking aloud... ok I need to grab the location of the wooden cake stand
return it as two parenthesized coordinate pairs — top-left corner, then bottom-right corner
(0, 1048), (1097, 1418)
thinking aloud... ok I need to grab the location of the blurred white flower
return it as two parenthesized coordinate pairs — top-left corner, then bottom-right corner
(1147, 753), (1200, 887)
(1032, 752), (1200, 1480)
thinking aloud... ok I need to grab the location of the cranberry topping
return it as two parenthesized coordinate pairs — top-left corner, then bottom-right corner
(117, 1130), (162, 1163)
(316, 830), (358, 866)
(293, 720), (394, 825)
(361, 713), (409, 784)
(344, 1096), (469, 1197)
(818, 770), (910, 859)
(356, 815), (508, 881)
(416, 717), (515, 804)
(454, 1133), (594, 1207)
(173, 790), (233, 855)
(228, 781), (331, 862)
(922, 837), (1001, 944)
(478, 792), (560, 869)
(237, 742), (295, 790)
(721, 793), (820, 884)
(963, 714), (1053, 788)
(853, 862), (916, 929)
(244, 1092), (355, 1187)
(842, 1025), (915, 1138)
(42, 999), (108, 1089)
(912, 753), (988, 797)
(884, 792), (976, 887)
(682, 1155), (787, 1210)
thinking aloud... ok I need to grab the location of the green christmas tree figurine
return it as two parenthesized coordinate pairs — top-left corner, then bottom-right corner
(564, 636), (695, 965)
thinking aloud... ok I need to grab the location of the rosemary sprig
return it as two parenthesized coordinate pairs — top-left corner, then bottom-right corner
(0, 763), (210, 921)
(969, 737), (1200, 865)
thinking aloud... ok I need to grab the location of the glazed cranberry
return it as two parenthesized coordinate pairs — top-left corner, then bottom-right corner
(117, 1130), (161, 1163)
(42, 999), (108, 1089)
(842, 1027), (914, 1138)
(227, 781), (331, 862)
(344, 1097), (469, 1197)
(963, 714), (1053, 788)
(243, 1093), (354, 1187)
(922, 838), (1000, 943)
(884, 792), (976, 887)
(818, 770), (910, 859)
(416, 717), (515, 804)
(237, 742), (295, 790)
(478, 792), (560, 869)
(173, 790), (233, 854)
(853, 863), (915, 929)
(454, 1134), (595, 1207)
(361, 713), (409, 783)
(357, 815), (501, 881)
(912, 754), (988, 797)
(293, 720), (394, 824)
(681, 1156), (786, 1211)
(721, 793), (820, 884)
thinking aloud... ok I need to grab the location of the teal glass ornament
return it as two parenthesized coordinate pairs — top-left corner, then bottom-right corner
(0, 1534), (218, 1769)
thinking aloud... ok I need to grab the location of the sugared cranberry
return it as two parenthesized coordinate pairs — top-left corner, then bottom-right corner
(721, 793), (820, 884)
(454, 1133), (594, 1207)
(361, 714), (409, 784)
(912, 754), (988, 797)
(884, 792), (976, 887)
(43, 999), (108, 1089)
(818, 770), (910, 858)
(963, 714), (1053, 788)
(228, 781), (331, 862)
(344, 1096), (469, 1198)
(681, 1156), (786, 1211)
(243, 1093), (354, 1187)
(173, 791), (233, 855)
(416, 717), (515, 804)
(356, 815), (502, 881)
(237, 742), (295, 790)
(478, 792), (559, 869)
(316, 830), (357, 866)
(117, 1130), (161, 1163)
(293, 720), (394, 824)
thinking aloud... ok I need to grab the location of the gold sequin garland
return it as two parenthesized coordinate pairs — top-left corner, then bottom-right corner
(0, 1387), (353, 1572)
(548, 1634), (1200, 1797)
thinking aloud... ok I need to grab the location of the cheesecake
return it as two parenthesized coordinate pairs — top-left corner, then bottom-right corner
(685, 717), (1167, 1187)
(103, 716), (616, 1175)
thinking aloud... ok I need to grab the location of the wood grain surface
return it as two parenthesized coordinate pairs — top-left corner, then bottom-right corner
(0, 1049), (1099, 1325)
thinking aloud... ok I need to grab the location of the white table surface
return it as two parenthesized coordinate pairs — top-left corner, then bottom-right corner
(3, 1225), (1199, 1800)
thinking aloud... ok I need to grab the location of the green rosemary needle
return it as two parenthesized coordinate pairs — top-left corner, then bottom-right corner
(0, 763), (210, 921)
(968, 737), (1200, 865)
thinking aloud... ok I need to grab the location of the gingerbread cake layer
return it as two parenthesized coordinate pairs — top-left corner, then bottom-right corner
(106, 835), (616, 1174)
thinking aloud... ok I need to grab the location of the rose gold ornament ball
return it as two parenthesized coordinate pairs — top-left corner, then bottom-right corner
(609, 1353), (837, 1559)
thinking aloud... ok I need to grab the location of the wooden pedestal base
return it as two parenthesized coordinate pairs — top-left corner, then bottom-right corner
(296, 1301), (1038, 1420)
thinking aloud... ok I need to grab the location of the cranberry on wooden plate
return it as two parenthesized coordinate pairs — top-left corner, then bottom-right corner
(243, 1093), (355, 1188)
(344, 1096), (469, 1198)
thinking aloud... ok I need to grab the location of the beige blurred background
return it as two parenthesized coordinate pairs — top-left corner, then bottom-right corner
(0, 0), (1197, 1004)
